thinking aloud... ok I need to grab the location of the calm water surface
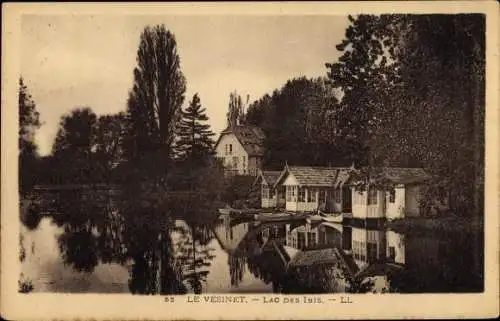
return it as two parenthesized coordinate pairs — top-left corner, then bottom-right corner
(19, 189), (483, 294)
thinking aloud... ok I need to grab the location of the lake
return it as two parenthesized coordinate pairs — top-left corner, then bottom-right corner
(19, 188), (484, 294)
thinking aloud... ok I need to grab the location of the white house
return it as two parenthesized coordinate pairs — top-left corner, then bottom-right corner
(255, 170), (283, 208)
(214, 125), (265, 176)
(351, 167), (433, 220)
(273, 165), (352, 213)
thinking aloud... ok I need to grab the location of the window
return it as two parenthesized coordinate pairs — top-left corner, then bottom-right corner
(319, 189), (326, 203)
(353, 241), (360, 260)
(225, 144), (228, 155)
(297, 232), (306, 250)
(262, 185), (269, 199)
(368, 188), (378, 205)
(367, 242), (378, 262)
(388, 246), (396, 261)
(326, 189), (333, 201)
(334, 188), (342, 203)
(242, 156), (246, 169)
(286, 186), (292, 201)
(232, 156), (238, 169)
(307, 188), (317, 203)
(229, 144), (232, 155)
(307, 232), (316, 248)
(319, 230), (326, 245)
(360, 243), (366, 262)
(389, 189), (395, 203)
(298, 187), (306, 202)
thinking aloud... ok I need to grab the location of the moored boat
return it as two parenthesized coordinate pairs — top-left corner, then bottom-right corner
(318, 211), (344, 223)
(254, 211), (308, 222)
(218, 207), (274, 220)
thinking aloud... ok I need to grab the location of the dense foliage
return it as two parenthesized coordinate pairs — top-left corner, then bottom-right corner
(245, 77), (342, 169)
(244, 14), (485, 216)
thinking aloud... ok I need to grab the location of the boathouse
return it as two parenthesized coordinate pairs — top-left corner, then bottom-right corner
(255, 170), (283, 208)
(214, 125), (265, 176)
(273, 165), (352, 213)
(350, 167), (433, 220)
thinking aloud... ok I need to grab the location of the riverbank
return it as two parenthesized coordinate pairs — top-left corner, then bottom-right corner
(387, 214), (484, 235)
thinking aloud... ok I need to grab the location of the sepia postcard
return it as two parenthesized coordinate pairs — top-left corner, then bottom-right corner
(1, 1), (499, 320)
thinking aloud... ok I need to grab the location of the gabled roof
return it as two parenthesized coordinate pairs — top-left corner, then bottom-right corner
(381, 167), (432, 185)
(352, 167), (432, 185)
(214, 125), (265, 157)
(259, 170), (281, 186)
(274, 165), (352, 188)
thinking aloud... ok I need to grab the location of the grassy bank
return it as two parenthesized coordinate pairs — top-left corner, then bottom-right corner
(387, 214), (484, 235)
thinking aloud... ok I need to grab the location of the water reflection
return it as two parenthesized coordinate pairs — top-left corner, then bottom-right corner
(20, 189), (483, 294)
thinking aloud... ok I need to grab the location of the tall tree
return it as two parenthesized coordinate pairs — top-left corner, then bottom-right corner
(175, 94), (215, 164)
(18, 77), (41, 193)
(51, 107), (97, 183)
(124, 24), (186, 165)
(391, 14), (485, 215)
(94, 112), (127, 181)
(325, 14), (402, 166)
(226, 91), (247, 128)
(244, 77), (342, 169)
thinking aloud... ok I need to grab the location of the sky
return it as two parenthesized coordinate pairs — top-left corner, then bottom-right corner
(21, 14), (350, 156)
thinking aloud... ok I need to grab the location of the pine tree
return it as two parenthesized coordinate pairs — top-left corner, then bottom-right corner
(176, 94), (215, 165)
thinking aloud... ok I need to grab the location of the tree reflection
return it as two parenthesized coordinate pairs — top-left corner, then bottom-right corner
(45, 186), (191, 294)
(55, 190), (106, 273)
(21, 201), (42, 230)
(118, 193), (187, 295)
(247, 246), (286, 291)
(175, 221), (215, 294)
(228, 253), (246, 287)
(58, 225), (99, 272)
